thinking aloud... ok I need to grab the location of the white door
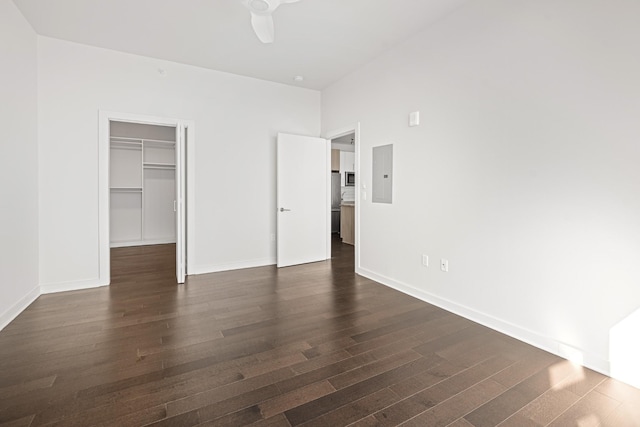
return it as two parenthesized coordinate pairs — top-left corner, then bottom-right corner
(277, 133), (330, 267)
(175, 124), (186, 283)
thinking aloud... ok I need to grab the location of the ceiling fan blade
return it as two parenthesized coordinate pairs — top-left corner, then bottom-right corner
(251, 12), (275, 43)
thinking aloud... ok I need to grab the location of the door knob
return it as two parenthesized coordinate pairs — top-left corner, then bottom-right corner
(280, 207), (291, 212)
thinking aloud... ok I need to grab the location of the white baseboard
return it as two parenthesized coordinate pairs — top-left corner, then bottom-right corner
(191, 257), (276, 275)
(40, 278), (108, 294)
(0, 285), (40, 331)
(356, 266), (611, 378)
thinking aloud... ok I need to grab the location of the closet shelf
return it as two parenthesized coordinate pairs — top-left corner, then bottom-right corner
(110, 187), (143, 192)
(111, 136), (174, 144)
(144, 140), (176, 148)
(144, 162), (175, 170)
(111, 140), (142, 150)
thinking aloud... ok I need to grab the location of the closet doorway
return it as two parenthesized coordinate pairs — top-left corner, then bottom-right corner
(98, 111), (193, 286)
(109, 121), (177, 249)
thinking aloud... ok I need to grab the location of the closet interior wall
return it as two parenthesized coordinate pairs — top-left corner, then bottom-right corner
(109, 121), (176, 248)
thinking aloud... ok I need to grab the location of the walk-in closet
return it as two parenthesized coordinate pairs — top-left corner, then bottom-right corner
(109, 121), (176, 248)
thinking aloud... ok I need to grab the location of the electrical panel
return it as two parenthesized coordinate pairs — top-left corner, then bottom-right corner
(372, 144), (393, 204)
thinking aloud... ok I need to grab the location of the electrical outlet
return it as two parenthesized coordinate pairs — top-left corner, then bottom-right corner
(271, 233), (276, 242)
(422, 254), (428, 267)
(440, 258), (448, 272)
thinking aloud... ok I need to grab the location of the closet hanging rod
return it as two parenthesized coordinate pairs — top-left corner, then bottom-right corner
(143, 163), (176, 170)
(110, 187), (143, 192)
(111, 136), (175, 144)
(111, 143), (142, 151)
(110, 137), (142, 143)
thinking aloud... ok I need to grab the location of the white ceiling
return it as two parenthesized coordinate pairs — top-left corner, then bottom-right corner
(331, 132), (355, 152)
(13, 0), (468, 90)
(331, 133), (354, 145)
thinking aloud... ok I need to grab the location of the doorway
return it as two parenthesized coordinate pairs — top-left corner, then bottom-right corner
(98, 111), (194, 286)
(109, 121), (176, 248)
(108, 121), (178, 283)
(326, 123), (360, 271)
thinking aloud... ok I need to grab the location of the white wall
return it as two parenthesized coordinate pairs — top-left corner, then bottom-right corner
(0, 1), (39, 329)
(110, 121), (176, 141)
(38, 37), (320, 287)
(322, 0), (640, 380)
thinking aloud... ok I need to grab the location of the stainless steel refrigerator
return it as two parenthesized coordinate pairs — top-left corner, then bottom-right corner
(331, 172), (341, 233)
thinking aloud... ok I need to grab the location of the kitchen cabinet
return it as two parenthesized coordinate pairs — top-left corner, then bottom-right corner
(340, 203), (354, 245)
(331, 149), (340, 172)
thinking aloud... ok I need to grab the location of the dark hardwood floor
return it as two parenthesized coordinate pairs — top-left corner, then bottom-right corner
(1, 238), (639, 426)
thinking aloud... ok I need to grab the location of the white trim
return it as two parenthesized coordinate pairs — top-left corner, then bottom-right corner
(326, 139), (332, 260)
(98, 110), (196, 285)
(186, 123), (197, 276)
(40, 278), (107, 294)
(324, 123), (361, 270)
(175, 123), (186, 283)
(190, 258), (277, 275)
(98, 111), (111, 287)
(357, 266), (611, 379)
(0, 286), (40, 331)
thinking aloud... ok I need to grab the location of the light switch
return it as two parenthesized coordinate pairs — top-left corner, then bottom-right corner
(409, 111), (420, 127)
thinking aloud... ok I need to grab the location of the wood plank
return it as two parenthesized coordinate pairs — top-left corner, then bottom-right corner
(0, 240), (635, 426)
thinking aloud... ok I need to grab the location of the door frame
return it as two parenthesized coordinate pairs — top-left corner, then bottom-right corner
(98, 110), (196, 285)
(324, 123), (360, 270)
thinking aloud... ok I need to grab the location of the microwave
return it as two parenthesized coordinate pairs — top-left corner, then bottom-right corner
(345, 172), (355, 186)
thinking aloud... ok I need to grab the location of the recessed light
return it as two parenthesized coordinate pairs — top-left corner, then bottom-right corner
(293, 75), (304, 82)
